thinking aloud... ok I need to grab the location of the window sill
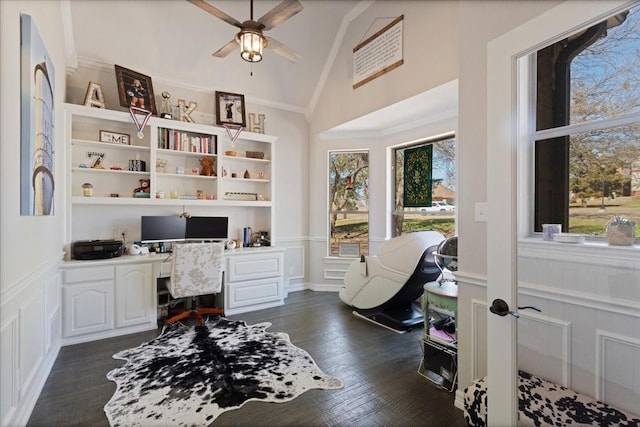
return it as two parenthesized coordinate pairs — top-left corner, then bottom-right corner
(519, 237), (639, 269)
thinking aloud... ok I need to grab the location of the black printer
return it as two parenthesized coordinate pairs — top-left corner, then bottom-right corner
(73, 240), (124, 260)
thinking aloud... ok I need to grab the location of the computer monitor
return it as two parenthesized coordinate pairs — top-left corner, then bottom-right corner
(140, 216), (186, 243)
(185, 216), (228, 241)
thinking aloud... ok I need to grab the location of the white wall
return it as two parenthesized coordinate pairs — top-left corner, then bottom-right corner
(0, 1), (67, 425)
(311, 1), (459, 135)
(455, 0), (559, 402)
(307, 1), (460, 289)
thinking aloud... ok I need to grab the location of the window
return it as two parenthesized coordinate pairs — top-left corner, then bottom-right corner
(392, 136), (456, 238)
(534, 5), (640, 238)
(329, 151), (369, 257)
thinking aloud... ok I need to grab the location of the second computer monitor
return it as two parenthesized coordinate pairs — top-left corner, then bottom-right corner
(185, 216), (228, 241)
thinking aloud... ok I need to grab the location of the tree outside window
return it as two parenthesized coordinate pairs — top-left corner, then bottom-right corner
(329, 151), (369, 256)
(535, 5), (640, 237)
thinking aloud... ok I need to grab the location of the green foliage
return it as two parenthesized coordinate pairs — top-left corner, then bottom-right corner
(329, 152), (369, 211)
(568, 196), (640, 236)
(400, 217), (456, 238)
(608, 215), (636, 227)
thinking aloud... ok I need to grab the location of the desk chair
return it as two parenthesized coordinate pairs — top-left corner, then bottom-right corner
(165, 241), (225, 324)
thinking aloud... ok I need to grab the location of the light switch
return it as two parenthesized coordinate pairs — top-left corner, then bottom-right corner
(475, 202), (488, 222)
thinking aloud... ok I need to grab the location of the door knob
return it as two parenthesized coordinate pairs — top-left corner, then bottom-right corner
(490, 298), (541, 318)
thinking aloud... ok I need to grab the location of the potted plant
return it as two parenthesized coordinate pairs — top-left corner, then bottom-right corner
(606, 215), (636, 246)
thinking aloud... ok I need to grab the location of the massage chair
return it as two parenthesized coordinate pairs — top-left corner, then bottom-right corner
(339, 230), (445, 332)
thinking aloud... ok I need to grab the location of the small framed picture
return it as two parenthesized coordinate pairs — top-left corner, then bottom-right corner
(215, 91), (246, 127)
(100, 130), (130, 145)
(114, 65), (157, 115)
(338, 242), (361, 257)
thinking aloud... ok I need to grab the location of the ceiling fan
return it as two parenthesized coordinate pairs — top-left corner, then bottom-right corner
(188, 0), (303, 63)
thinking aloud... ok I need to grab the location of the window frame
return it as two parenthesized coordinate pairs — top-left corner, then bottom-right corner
(528, 5), (640, 241)
(327, 149), (370, 258)
(390, 133), (457, 238)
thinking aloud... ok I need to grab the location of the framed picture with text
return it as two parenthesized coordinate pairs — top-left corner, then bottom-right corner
(99, 130), (130, 145)
(338, 242), (361, 257)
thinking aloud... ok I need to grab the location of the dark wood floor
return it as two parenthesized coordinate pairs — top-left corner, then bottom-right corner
(28, 290), (466, 427)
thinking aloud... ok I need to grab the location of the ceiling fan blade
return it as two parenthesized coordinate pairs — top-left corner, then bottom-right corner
(257, 0), (303, 31)
(188, 0), (243, 29)
(265, 36), (302, 63)
(212, 39), (239, 58)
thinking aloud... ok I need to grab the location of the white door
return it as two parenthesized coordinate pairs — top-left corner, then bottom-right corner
(485, 2), (628, 424)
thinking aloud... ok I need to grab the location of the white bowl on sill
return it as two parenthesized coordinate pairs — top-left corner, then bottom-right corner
(553, 233), (585, 244)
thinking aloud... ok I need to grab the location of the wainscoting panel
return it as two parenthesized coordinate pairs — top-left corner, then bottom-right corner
(19, 291), (45, 401)
(470, 299), (487, 381)
(0, 256), (62, 426)
(273, 238), (308, 291)
(324, 269), (347, 281)
(596, 331), (640, 415)
(517, 313), (571, 387)
(1, 317), (18, 425)
(323, 257), (353, 282)
(284, 246), (305, 279)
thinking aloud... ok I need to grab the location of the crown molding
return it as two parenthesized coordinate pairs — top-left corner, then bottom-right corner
(61, 0), (78, 75)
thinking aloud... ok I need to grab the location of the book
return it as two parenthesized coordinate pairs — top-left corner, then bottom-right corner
(428, 326), (456, 345)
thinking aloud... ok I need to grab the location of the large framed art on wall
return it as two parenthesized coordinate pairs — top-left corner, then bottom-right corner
(20, 13), (55, 216)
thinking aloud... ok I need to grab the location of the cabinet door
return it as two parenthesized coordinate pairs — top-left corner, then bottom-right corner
(115, 263), (152, 328)
(63, 280), (114, 337)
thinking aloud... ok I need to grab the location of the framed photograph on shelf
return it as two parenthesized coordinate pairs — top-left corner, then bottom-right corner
(215, 91), (246, 127)
(99, 130), (130, 145)
(114, 65), (157, 115)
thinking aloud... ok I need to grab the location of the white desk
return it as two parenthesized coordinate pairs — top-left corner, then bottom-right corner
(60, 246), (285, 345)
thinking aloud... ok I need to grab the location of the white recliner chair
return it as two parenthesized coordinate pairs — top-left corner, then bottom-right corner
(339, 230), (445, 332)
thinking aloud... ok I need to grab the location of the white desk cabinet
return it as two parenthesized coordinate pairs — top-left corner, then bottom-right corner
(61, 248), (285, 344)
(62, 266), (114, 338)
(224, 248), (285, 315)
(61, 258), (156, 345)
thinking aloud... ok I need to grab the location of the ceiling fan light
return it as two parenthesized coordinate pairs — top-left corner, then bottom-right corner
(238, 30), (264, 63)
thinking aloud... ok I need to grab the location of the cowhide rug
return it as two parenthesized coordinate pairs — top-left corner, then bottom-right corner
(104, 317), (344, 426)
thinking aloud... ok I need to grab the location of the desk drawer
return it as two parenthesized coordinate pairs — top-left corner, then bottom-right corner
(226, 277), (282, 309)
(64, 266), (114, 284)
(226, 253), (283, 282)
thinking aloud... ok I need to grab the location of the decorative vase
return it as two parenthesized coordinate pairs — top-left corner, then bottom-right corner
(606, 216), (636, 246)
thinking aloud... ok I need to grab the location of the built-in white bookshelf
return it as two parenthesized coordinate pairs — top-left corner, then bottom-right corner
(63, 103), (276, 255)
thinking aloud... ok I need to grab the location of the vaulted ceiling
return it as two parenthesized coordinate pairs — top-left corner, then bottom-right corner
(67, 0), (364, 115)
